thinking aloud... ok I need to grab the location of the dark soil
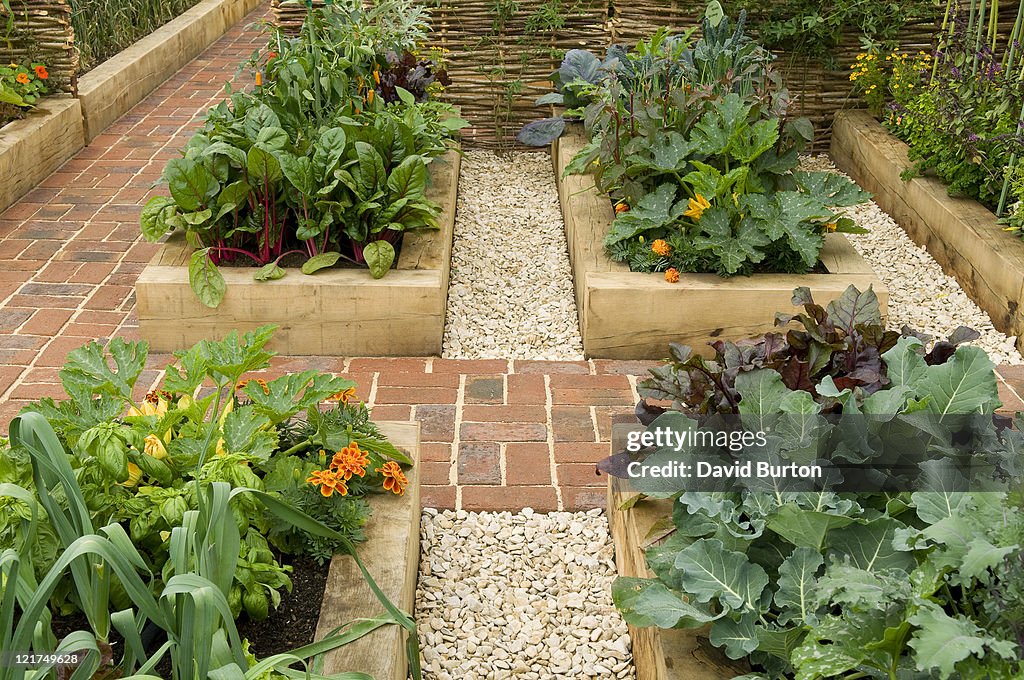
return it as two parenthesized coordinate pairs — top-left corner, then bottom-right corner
(48, 555), (330, 672)
(237, 555), (331, 659)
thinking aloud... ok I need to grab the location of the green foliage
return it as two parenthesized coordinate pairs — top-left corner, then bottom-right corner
(557, 7), (869, 277)
(734, 0), (937, 69)
(0, 61), (49, 126)
(141, 0), (465, 306)
(67, 0), (202, 72)
(1, 326), (411, 626)
(616, 288), (1024, 679)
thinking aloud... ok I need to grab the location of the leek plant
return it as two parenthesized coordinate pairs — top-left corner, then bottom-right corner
(2, 411), (421, 680)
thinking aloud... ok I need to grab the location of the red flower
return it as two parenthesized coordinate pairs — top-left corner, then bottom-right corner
(34, 65), (48, 79)
(266, 51), (278, 59)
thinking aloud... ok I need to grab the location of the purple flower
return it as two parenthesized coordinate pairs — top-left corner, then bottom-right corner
(951, 65), (961, 78)
(967, 132), (979, 142)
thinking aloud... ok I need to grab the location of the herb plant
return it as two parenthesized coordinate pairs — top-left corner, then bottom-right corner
(0, 326), (413, 623)
(616, 286), (1024, 679)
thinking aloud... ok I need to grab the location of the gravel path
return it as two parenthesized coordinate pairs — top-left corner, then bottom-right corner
(443, 151), (584, 360)
(804, 155), (1024, 365)
(415, 508), (634, 680)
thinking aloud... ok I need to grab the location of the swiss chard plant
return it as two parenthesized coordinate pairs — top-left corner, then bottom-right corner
(1, 326), (413, 624)
(614, 286), (1024, 679)
(141, 1), (466, 308)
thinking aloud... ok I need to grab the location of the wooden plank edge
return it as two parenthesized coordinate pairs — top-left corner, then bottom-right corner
(316, 421), (421, 680)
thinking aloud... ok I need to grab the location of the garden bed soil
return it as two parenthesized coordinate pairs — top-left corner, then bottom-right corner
(0, 97), (84, 216)
(607, 420), (745, 680)
(553, 129), (889, 360)
(314, 421), (421, 680)
(76, 0), (263, 142)
(135, 150), (460, 355)
(831, 110), (1024, 355)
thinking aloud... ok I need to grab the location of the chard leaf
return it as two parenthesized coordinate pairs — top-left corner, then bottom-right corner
(140, 196), (177, 241)
(254, 263), (286, 282)
(246, 146), (282, 183)
(164, 157), (218, 211)
(188, 250), (226, 309)
(611, 577), (718, 628)
(301, 252), (342, 275)
(673, 538), (769, 612)
(387, 155), (427, 201)
(363, 240), (396, 279)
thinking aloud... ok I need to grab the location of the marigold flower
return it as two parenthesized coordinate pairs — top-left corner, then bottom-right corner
(376, 461), (408, 496)
(651, 239), (671, 256)
(237, 378), (269, 394)
(307, 468), (348, 497)
(664, 268), (680, 283)
(825, 222), (838, 232)
(34, 65), (48, 79)
(614, 202), (630, 214)
(330, 386), (357, 404)
(683, 194), (711, 221)
(331, 443), (369, 480)
(16, 73), (30, 84)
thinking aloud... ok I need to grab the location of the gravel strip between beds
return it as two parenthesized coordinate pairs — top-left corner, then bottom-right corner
(804, 155), (1024, 365)
(415, 508), (634, 680)
(442, 151), (584, 360)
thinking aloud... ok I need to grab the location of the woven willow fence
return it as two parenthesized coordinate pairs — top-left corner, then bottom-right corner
(1, 0), (78, 93)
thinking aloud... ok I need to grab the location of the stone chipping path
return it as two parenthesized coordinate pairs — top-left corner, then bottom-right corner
(415, 508), (634, 680)
(442, 151), (584, 361)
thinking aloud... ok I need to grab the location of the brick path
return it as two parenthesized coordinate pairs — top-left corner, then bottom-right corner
(3, 4), (1024, 511)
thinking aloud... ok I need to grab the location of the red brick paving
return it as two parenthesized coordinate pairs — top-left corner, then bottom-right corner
(3, 3), (1023, 513)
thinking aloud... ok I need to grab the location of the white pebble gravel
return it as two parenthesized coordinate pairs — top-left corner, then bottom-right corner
(443, 151), (584, 360)
(804, 154), (1024, 365)
(415, 508), (634, 680)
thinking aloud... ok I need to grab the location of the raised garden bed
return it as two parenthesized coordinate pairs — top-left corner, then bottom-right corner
(831, 110), (1024, 355)
(607, 424), (743, 680)
(315, 421), (421, 679)
(553, 129), (889, 360)
(77, 0), (263, 142)
(0, 97), (84, 215)
(135, 150), (460, 355)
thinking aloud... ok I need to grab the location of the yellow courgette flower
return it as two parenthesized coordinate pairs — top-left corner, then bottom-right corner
(684, 194), (711, 220)
(121, 463), (143, 487)
(144, 434), (168, 460)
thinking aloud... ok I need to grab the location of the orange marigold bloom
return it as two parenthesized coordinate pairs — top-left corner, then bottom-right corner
(614, 202), (629, 214)
(330, 443), (369, 480)
(307, 468), (348, 497)
(330, 386), (357, 404)
(651, 239), (671, 256)
(34, 65), (48, 79)
(825, 222), (838, 232)
(376, 461), (408, 496)
(664, 268), (680, 283)
(16, 73), (30, 84)
(237, 378), (269, 394)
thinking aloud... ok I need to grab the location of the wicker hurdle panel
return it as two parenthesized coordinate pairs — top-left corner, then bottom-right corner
(0, 0), (78, 93)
